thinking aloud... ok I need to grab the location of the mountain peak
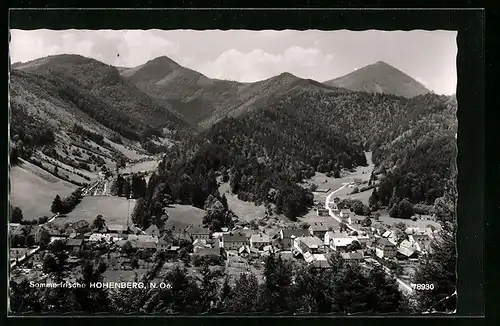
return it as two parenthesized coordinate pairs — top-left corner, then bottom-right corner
(323, 61), (430, 98)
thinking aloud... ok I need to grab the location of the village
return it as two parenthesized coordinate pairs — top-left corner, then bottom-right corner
(9, 183), (438, 293)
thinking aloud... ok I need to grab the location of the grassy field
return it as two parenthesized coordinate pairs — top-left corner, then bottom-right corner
(298, 211), (342, 227)
(164, 204), (206, 230)
(372, 209), (441, 230)
(218, 183), (268, 222)
(122, 159), (160, 174)
(10, 159), (77, 220)
(304, 152), (375, 203)
(51, 196), (137, 227)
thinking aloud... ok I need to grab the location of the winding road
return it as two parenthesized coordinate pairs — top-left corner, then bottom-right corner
(324, 183), (413, 295)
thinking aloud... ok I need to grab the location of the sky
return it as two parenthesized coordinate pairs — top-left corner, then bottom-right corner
(9, 29), (457, 95)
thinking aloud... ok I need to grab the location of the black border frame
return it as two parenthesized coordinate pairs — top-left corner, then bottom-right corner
(4, 6), (488, 325)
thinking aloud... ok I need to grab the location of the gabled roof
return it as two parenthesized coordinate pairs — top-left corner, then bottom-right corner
(66, 238), (83, 246)
(127, 234), (158, 243)
(281, 229), (310, 239)
(309, 222), (332, 232)
(223, 234), (247, 242)
(398, 246), (417, 257)
(107, 224), (127, 231)
(341, 251), (364, 260)
(196, 247), (220, 256)
(133, 241), (156, 249)
(295, 236), (324, 249)
(250, 234), (270, 243)
(193, 238), (209, 247)
(330, 237), (353, 247)
(376, 237), (396, 248)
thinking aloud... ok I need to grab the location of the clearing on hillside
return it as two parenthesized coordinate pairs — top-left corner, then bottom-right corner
(164, 204), (206, 230)
(218, 182), (289, 222)
(10, 159), (77, 220)
(51, 196), (137, 227)
(121, 159), (160, 174)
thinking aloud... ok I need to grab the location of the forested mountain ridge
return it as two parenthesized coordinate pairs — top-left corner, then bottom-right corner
(121, 56), (349, 128)
(12, 54), (191, 140)
(137, 98), (368, 222)
(324, 61), (430, 98)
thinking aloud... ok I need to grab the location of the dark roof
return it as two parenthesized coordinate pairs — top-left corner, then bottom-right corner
(376, 238), (396, 248)
(66, 238), (83, 246)
(134, 241), (156, 249)
(281, 229), (310, 239)
(341, 251), (364, 260)
(145, 225), (160, 234)
(223, 234), (247, 242)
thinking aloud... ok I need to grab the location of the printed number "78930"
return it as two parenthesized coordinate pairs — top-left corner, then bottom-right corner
(410, 283), (434, 290)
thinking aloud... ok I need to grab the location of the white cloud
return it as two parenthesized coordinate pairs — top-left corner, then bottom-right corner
(197, 46), (335, 82)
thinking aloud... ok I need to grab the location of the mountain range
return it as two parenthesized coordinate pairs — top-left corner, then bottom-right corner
(9, 53), (456, 221)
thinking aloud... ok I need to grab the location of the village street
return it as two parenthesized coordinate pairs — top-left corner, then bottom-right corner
(324, 177), (414, 296)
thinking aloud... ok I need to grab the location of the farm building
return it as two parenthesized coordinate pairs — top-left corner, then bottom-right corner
(222, 233), (248, 250)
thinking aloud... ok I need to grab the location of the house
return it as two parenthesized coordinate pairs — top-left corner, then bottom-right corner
(97, 225), (109, 233)
(187, 227), (211, 240)
(397, 240), (418, 259)
(409, 234), (432, 253)
(341, 250), (364, 261)
(293, 236), (325, 255)
(250, 234), (270, 249)
(156, 238), (170, 252)
(88, 233), (112, 243)
(133, 241), (156, 252)
(193, 239), (211, 253)
(375, 238), (397, 259)
(195, 247), (220, 258)
(339, 209), (351, 222)
(325, 231), (353, 252)
(317, 208), (330, 217)
(353, 234), (370, 244)
(308, 222), (334, 240)
(107, 224), (127, 234)
(65, 238), (83, 254)
(348, 215), (365, 225)
(222, 234), (248, 250)
(233, 229), (253, 239)
(280, 229), (310, 250)
(145, 225), (160, 237)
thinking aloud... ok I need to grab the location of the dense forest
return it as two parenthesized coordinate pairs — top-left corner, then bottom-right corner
(11, 55), (191, 144)
(133, 103), (367, 221)
(280, 88), (457, 210)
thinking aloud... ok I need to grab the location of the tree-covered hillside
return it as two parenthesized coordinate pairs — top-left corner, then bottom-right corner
(137, 102), (367, 221)
(12, 55), (190, 141)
